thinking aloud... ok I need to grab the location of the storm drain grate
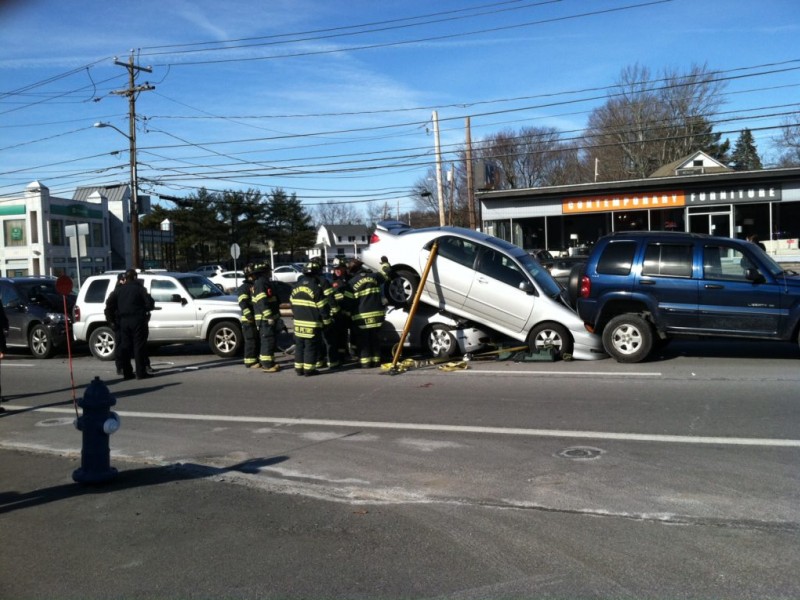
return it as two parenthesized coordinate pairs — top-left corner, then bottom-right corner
(557, 446), (603, 460)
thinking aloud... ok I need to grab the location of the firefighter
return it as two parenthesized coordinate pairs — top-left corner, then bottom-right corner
(290, 261), (330, 377)
(328, 258), (351, 366)
(345, 256), (391, 368)
(236, 264), (260, 369)
(310, 257), (341, 370)
(252, 262), (281, 373)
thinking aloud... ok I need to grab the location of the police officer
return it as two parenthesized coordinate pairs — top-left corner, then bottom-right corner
(252, 263), (281, 373)
(290, 261), (330, 377)
(104, 272), (127, 375)
(345, 257), (391, 368)
(0, 300), (7, 409)
(115, 269), (155, 380)
(236, 264), (261, 369)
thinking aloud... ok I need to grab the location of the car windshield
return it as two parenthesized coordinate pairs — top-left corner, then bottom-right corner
(176, 275), (225, 299)
(748, 245), (786, 277)
(17, 281), (76, 303)
(513, 251), (563, 297)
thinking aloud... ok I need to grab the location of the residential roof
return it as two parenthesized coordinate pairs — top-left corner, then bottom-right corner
(648, 150), (731, 178)
(73, 184), (129, 203)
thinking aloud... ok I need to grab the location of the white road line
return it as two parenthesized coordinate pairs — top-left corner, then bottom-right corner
(11, 405), (800, 448)
(457, 370), (662, 377)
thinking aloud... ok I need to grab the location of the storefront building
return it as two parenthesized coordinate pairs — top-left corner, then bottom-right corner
(479, 155), (800, 260)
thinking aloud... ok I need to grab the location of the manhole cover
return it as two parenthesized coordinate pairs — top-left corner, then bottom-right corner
(36, 418), (75, 427)
(557, 446), (603, 460)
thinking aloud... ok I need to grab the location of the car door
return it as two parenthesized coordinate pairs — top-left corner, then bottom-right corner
(0, 282), (25, 346)
(634, 241), (698, 331)
(698, 242), (781, 335)
(420, 235), (478, 310)
(462, 245), (534, 334)
(146, 277), (199, 341)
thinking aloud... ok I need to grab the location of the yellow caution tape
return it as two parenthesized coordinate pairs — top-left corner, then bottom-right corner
(437, 361), (469, 372)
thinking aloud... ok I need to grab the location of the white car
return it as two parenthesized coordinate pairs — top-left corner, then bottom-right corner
(209, 271), (244, 293)
(362, 221), (606, 361)
(381, 305), (490, 359)
(272, 264), (303, 283)
(72, 272), (243, 360)
(194, 264), (225, 277)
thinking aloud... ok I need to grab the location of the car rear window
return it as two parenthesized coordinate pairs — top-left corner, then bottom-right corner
(642, 243), (693, 277)
(596, 241), (636, 276)
(83, 279), (110, 303)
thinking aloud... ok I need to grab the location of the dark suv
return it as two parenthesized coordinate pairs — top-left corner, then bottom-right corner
(571, 231), (800, 362)
(0, 277), (75, 358)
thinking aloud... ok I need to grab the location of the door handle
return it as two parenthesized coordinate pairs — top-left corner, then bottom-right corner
(640, 280), (655, 285)
(704, 284), (724, 289)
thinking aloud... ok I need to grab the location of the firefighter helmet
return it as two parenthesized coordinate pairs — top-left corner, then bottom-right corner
(302, 261), (322, 276)
(347, 258), (363, 275)
(251, 262), (270, 276)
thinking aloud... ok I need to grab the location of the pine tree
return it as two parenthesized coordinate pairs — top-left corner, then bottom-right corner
(730, 129), (762, 171)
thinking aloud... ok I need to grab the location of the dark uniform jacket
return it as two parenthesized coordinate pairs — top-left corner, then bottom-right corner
(115, 280), (155, 318)
(253, 275), (280, 326)
(236, 280), (256, 324)
(290, 275), (330, 338)
(0, 302), (8, 352)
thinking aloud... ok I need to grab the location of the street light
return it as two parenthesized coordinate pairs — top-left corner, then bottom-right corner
(94, 121), (141, 269)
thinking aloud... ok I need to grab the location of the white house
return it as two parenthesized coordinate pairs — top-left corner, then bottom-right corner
(309, 224), (371, 264)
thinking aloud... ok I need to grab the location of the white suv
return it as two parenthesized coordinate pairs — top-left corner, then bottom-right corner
(72, 271), (243, 360)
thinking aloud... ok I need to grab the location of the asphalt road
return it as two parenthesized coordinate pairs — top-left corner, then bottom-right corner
(1, 338), (799, 598)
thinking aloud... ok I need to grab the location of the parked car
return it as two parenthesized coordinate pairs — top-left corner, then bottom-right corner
(272, 264), (303, 283)
(0, 277), (75, 358)
(209, 270), (244, 293)
(381, 305), (491, 358)
(194, 264), (225, 277)
(362, 221), (605, 360)
(72, 271), (243, 360)
(571, 230), (800, 363)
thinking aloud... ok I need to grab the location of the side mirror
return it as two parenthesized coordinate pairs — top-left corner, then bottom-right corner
(170, 294), (188, 306)
(519, 281), (535, 294)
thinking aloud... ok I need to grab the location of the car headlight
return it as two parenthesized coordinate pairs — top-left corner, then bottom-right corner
(45, 312), (66, 324)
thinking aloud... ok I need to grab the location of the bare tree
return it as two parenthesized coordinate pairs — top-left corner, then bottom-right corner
(775, 113), (800, 166)
(313, 200), (363, 227)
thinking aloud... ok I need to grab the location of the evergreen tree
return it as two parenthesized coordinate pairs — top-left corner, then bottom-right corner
(730, 128), (763, 171)
(264, 188), (315, 261)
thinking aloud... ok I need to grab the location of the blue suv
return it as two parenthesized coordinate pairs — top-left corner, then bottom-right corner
(571, 231), (800, 362)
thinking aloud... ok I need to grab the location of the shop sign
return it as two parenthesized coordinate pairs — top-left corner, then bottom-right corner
(563, 191), (685, 214)
(687, 186), (780, 205)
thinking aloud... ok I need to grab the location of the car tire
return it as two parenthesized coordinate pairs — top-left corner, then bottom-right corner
(209, 321), (242, 358)
(602, 314), (653, 363)
(386, 268), (420, 305)
(88, 326), (117, 361)
(29, 323), (55, 359)
(527, 322), (573, 358)
(566, 263), (585, 308)
(424, 324), (458, 358)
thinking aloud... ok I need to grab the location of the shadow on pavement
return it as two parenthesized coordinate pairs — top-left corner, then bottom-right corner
(0, 455), (289, 515)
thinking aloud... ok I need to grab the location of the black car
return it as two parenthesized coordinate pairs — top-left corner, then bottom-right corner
(0, 277), (75, 358)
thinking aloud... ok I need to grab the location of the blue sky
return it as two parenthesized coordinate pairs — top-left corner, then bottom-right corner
(1, 0), (798, 219)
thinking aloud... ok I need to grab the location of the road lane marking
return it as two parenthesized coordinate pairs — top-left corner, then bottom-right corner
(457, 370), (662, 377)
(10, 405), (800, 448)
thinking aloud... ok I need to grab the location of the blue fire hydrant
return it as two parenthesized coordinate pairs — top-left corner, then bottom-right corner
(73, 376), (121, 484)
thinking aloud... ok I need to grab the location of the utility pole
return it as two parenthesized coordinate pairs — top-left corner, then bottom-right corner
(432, 111), (445, 227)
(465, 117), (476, 230)
(112, 52), (154, 270)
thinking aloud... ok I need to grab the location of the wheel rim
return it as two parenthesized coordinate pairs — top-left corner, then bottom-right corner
(93, 331), (115, 358)
(609, 323), (643, 355)
(533, 328), (563, 351)
(428, 328), (453, 357)
(214, 327), (237, 353)
(388, 278), (412, 303)
(31, 327), (49, 356)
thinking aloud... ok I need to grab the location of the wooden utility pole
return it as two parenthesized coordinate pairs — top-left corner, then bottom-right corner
(432, 111), (445, 227)
(465, 117), (476, 230)
(112, 53), (154, 270)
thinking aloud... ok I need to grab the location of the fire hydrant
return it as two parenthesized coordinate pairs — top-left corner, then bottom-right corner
(73, 376), (121, 484)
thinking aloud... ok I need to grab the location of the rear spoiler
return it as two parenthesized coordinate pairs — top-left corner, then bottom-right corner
(375, 219), (412, 233)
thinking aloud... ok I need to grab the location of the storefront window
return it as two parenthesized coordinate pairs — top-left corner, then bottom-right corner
(650, 208), (685, 232)
(50, 220), (65, 245)
(4, 220), (26, 247)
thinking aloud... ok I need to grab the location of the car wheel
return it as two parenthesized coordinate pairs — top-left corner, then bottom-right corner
(527, 322), (573, 358)
(29, 324), (55, 359)
(602, 314), (653, 363)
(88, 326), (117, 361)
(566, 263), (585, 308)
(386, 269), (420, 305)
(424, 324), (458, 358)
(209, 321), (242, 358)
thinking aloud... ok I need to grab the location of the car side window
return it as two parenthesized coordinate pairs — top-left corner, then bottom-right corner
(703, 245), (754, 281)
(1, 283), (19, 307)
(476, 247), (526, 288)
(642, 243), (693, 278)
(84, 279), (110, 304)
(437, 236), (478, 268)
(151, 279), (180, 302)
(596, 241), (637, 276)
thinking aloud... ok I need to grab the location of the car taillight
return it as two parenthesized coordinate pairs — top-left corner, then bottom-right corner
(369, 233), (380, 244)
(74, 306), (81, 322)
(579, 275), (591, 298)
